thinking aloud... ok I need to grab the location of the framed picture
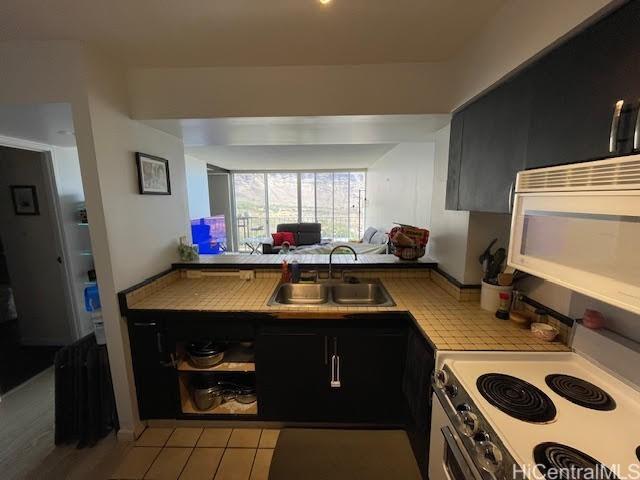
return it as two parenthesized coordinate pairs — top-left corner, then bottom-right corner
(10, 185), (39, 215)
(135, 152), (171, 195)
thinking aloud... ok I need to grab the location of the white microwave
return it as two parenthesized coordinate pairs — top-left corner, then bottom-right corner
(508, 155), (640, 315)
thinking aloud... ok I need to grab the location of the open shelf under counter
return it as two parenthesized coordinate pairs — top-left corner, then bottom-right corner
(176, 344), (255, 373)
(178, 374), (258, 416)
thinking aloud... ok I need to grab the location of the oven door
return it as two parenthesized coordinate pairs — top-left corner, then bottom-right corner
(441, 426), (483, 480)
(429, 393), (483, 480)
(508, 190), (640, 315)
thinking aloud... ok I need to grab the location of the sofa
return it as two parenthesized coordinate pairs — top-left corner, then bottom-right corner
(262, 223), (322, 254)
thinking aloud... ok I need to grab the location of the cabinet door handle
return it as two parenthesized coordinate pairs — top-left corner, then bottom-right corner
(330, 354), (341, 388)
(609, 100), (624, 153)
(634, 101), (640, 150)
(508, 181), (514, 214)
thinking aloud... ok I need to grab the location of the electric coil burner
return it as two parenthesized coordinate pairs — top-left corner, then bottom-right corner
(477, 373), (557, 423)
(546, 374), (616, 411)
(533, 443), (619, 480)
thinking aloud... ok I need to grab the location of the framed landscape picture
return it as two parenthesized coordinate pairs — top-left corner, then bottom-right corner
(10, 185), (39, 215)
(135, 152), (171, 195)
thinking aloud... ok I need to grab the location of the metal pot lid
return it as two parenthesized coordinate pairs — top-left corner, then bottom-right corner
(187, 340), (225, 356)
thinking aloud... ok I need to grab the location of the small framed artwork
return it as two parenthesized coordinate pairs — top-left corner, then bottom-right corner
(10, 185), (39, 215)
(135, 152), (171, 195)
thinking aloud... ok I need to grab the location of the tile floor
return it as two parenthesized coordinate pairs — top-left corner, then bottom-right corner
(110, 427), (279, 480)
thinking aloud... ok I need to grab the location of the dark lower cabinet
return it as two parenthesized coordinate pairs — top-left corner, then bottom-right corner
(331, 328), (406, 423)
(128, 318), (178, 419)
(256, 322), (407, 424)
(403, 325), (436, 480)
(256, 327), (330, 421)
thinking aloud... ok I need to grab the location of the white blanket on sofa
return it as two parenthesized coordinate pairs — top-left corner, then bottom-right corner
(292, 241), (387, 255)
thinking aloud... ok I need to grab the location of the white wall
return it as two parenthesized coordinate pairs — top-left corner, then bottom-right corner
(128, 63), (451, 119)
(464, 212), (512, 284)
(365, 143), (434, 233)
(83, 50), (190, 439)
(185, 155), (211, 220)
(51, 146), (94, 337)
(428, 125), (470, 282)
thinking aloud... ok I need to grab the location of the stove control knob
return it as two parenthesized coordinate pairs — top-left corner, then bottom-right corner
(456, 403), (471, 413)
(445, 384), (459, 398)
(456, 411), (479, 437)
(434, 370), (448, 389)
(475, 441), (503, 474)
(473, 431), (491, 443)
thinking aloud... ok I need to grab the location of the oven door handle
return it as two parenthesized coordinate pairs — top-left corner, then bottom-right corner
(441, 426), (484, 480)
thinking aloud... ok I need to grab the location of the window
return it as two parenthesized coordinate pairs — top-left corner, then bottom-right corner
(233, 173), (266, 249)
(232, 170), (366, 250)
(267, 173), (298, 232)
(300, 173), (316, 222)
(315, 173), (334, 239)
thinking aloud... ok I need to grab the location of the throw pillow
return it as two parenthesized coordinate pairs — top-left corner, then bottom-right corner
(280, 231), (296, 246)
(272, 232), (285, 246)
(362, 226), (377, 244)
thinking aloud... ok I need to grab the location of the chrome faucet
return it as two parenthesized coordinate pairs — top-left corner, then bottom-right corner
(329, 245), (358, 280)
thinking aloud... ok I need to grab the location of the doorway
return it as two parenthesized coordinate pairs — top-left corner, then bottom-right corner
(0, 146), (79, 393)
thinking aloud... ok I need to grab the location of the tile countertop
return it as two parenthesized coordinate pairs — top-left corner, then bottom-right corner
(127, 273), (570, 352)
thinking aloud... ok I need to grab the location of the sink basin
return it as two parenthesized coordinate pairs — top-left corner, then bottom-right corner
(268, 280), (395, 307)
(331, 283), (394, 306)
(272, 283), (329, 305)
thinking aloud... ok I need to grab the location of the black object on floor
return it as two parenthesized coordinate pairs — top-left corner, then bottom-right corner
(0, 333), (60, 394)
(54, 334), (119, 448)
(269, 429), (422, 480)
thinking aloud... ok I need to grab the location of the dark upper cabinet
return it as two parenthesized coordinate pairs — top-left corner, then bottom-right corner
(446, 0), (640, 211)
(456, 74), (531, 213)
(129, 318), (178, 419)
(526, 0), (640, 168)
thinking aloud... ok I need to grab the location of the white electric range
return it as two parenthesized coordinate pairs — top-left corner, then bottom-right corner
(429, 324), (640, 480)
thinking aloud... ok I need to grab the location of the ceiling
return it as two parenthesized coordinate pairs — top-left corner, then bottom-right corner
(0, 0), (506, 67)
(146, 114), (451, 146)
(191, 144), (397, 171)
(0, 103), (76, 147)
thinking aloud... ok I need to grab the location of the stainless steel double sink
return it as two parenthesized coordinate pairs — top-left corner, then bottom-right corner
(267, 280), (396, 307)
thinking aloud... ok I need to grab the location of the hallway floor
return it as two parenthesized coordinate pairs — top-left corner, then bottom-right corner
(0, 367), (56, 479)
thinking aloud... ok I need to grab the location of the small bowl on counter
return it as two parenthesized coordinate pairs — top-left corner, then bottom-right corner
(531, 322), (559, 342)
(187, 340), (226, 369)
